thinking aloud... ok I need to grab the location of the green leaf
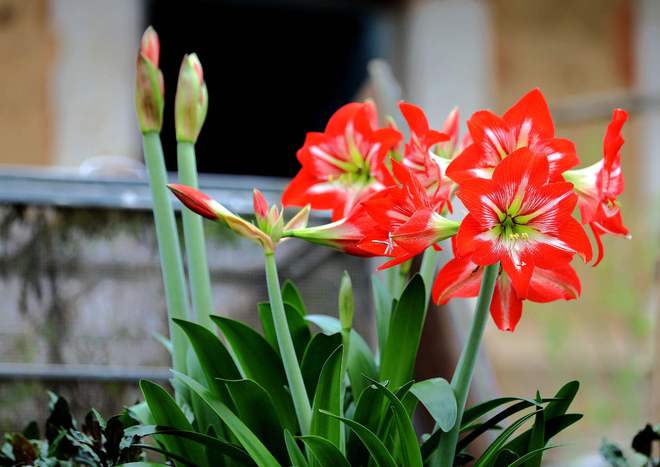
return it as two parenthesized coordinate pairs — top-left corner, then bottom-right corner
(139, 380), (207, 467)
(367, 379), (422, 467)
(132, 444), (199, 467)
(379, 275), (426, 390)
(410, 378), (457, 433)
(305, 315), (377, 399)
(473, 410), (541, 467)
(502, 380), (581, 456)
(526, 392), (545, 467)
(504, 414), (583, 456)
(506, 445), (559, 467)
(173, 319), (240, 400)
(321, 411), (397, 467)
(223, 378), (288, 462)
(186, 348), (221, 436)
(301, 332), (342, 399)
(461, 397), (546, 429)
(173, 371), (281, 467)
(211, 315), (297, 432)
(149, 428), (255, 466)
(346, 386), (383, 465)
(458, 400), (549, 452)
(282, 280), (307, 316)
(298, 435), (350, 467)
(284, 429), (308, 467)
(310, 346), (343, 449)
(371, 275), (393, 355)
(258, 302), (311, 362)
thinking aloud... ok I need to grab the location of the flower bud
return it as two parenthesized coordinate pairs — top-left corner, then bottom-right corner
(175, 53), (208, 143)
(253, 189), (269, 220)
(135, 27), (164, 133)
(140, 26), (159, 68)
(339, 271), (354, 332)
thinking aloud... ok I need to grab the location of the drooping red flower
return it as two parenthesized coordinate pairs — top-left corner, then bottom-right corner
(454, 148), (592, 298)
(357, 160), (459, 268)
(398, 102), (453, 208)
(282, 101), (403, 220)
(446, 89), (579, 184)
(284, 196), (383, 257)
(563, 109), (630, 265)
(432, 255), (581, 331)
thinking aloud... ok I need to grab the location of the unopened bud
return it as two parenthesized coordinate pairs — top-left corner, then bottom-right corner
(140, 26), (159, 67)
(135, 27), (164, 133)
(253, 189), (269, 220)
(175, 53), (208, 143)
(339, 271), (354, 331)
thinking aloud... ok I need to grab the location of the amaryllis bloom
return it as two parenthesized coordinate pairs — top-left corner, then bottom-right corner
(432, 255), (581, 331)
(454, 148), (592, 298)
(357, 160), (459, 268)
(563, 109), (630, 265)
(169, 184), (309, 254)
(282, 102), (403, 220)
(284, 199), (382, 257)
(398, 102), (453, 207)
(446, 88), (579, 184)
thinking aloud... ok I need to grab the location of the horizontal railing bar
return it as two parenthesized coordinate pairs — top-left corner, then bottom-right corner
(0, 363), (170, 383)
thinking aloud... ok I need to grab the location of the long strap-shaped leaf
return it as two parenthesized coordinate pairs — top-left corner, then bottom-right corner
(320, 410), (397, 467)
(472, 410), (540, 467)
(298, 435), (351, 467)
(173, 371), (281, 467)
(284, 429), (309, 467)
(366, 379), (422, 467)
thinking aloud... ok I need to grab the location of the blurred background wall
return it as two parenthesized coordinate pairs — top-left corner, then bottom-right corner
(0, 0), (657, 465)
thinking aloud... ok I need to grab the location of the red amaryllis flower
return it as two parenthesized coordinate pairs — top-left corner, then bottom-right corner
(282, 102), (402, 220)
(446, 88), (578, 183)
(284, 198), (382, 257)
(563, 109), (630, 265)
(356, 161), (459, 268)
(454, 148), (591, 298)
(399, 102), (453, 208)
(432, 255), (580, 331)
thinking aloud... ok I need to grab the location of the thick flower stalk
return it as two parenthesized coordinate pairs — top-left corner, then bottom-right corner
(446, 88), (579, 183)
(135, 26), (191, 376)
(175, 54), (213, 330)
(563, 108), (630, 265)
(282, 101), (403, 220)
(169, 184), (313, 433)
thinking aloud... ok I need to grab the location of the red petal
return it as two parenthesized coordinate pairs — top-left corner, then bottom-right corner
(500, 254), (534, 298)
(557, 217), (593, 263)
(400, 101), (430, 135)
(603, 108), (628, 172)
(455, 177), (501, 228)
(490, 273), (523, 332)
(446, 144), (493, 183)
(467, 110), (515, 164)
(455, 214), (491, 259)
(590, 222), (605, 266)
(502, 88), (554, 141)
(432, 256), (483, 304)
(527, 264), (581, 303)
(325, 102), (363, 135)
(282, 168), (342, 211)
(534, 138), (579, 180)
(442, 107), (460, 147)
(491, 147), (550, 191)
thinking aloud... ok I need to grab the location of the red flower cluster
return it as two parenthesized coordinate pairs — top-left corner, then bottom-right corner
(171, 89), (629, 332)
(283, 89), (630, 331)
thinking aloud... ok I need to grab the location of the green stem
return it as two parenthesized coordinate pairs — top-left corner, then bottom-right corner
(177, 141), (214, 330)
(264, 253), (312, 435)
(419, 247), (441, 305)
(436, 263), (498, 465)
(142, 132), (190, 375)
(384, 264), (403, 298)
